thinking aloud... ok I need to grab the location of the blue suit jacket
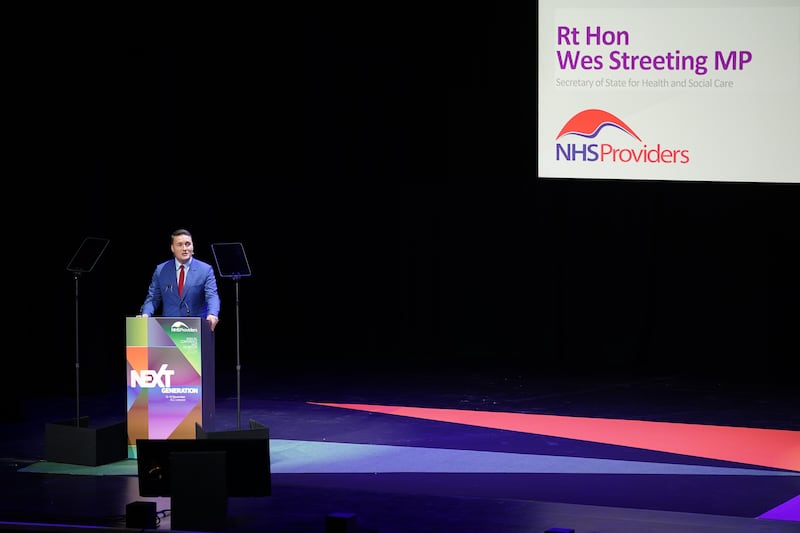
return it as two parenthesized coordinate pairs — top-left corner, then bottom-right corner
(141, 258), (221, 318)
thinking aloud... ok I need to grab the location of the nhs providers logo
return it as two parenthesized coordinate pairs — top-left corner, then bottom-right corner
(554, 109), (690, 165)
(170, 320), (198, 333)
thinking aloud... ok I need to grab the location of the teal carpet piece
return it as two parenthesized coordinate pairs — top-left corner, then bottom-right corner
(20, 458), (138, 476)
(18, 440), (800, 477)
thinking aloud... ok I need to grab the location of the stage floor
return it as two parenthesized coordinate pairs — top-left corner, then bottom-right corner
(2, 368), (799, 532)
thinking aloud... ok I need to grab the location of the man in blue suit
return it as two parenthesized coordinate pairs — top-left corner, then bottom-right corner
(140, 228), (221, 332)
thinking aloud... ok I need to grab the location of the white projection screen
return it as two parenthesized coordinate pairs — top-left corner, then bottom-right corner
(538, 0), (800, 183)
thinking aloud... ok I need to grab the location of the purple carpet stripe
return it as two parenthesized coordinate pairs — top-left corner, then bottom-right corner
(758, 493), (800, 522)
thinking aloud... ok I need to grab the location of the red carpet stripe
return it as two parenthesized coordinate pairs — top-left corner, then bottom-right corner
(311, 403), (800, 472)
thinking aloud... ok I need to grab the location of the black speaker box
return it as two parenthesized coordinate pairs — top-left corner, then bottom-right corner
(45, 417), (127, 466)
(170, 450), (228, 531)
(126, 501), (157, 529)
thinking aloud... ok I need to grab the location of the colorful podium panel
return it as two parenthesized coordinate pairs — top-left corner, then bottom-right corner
(126, 317), (215, 452)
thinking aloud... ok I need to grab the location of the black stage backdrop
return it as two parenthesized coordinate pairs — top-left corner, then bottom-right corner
(10, 5), (798, 399)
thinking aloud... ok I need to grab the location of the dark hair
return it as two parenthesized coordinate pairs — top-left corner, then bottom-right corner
(171, 228), (192, 242)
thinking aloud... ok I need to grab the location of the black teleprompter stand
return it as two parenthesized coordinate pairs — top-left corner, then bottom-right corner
(211, 242), (252, 430)
(45, 237), (127, 466)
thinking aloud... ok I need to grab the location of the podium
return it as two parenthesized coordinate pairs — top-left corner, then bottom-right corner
(126, 317), (215, 455)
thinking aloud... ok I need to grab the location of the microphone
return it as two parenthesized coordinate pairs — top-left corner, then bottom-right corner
(184, 302), (191, 316)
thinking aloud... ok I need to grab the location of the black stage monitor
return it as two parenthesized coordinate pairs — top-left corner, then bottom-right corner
(136, 438), (271, 497)
(195, 421), (269, 440)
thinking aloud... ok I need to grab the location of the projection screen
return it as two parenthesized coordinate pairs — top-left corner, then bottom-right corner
(537, 0), (800, 183)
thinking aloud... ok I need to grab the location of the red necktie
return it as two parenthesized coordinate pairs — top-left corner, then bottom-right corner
(178, 265), (185, 297)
